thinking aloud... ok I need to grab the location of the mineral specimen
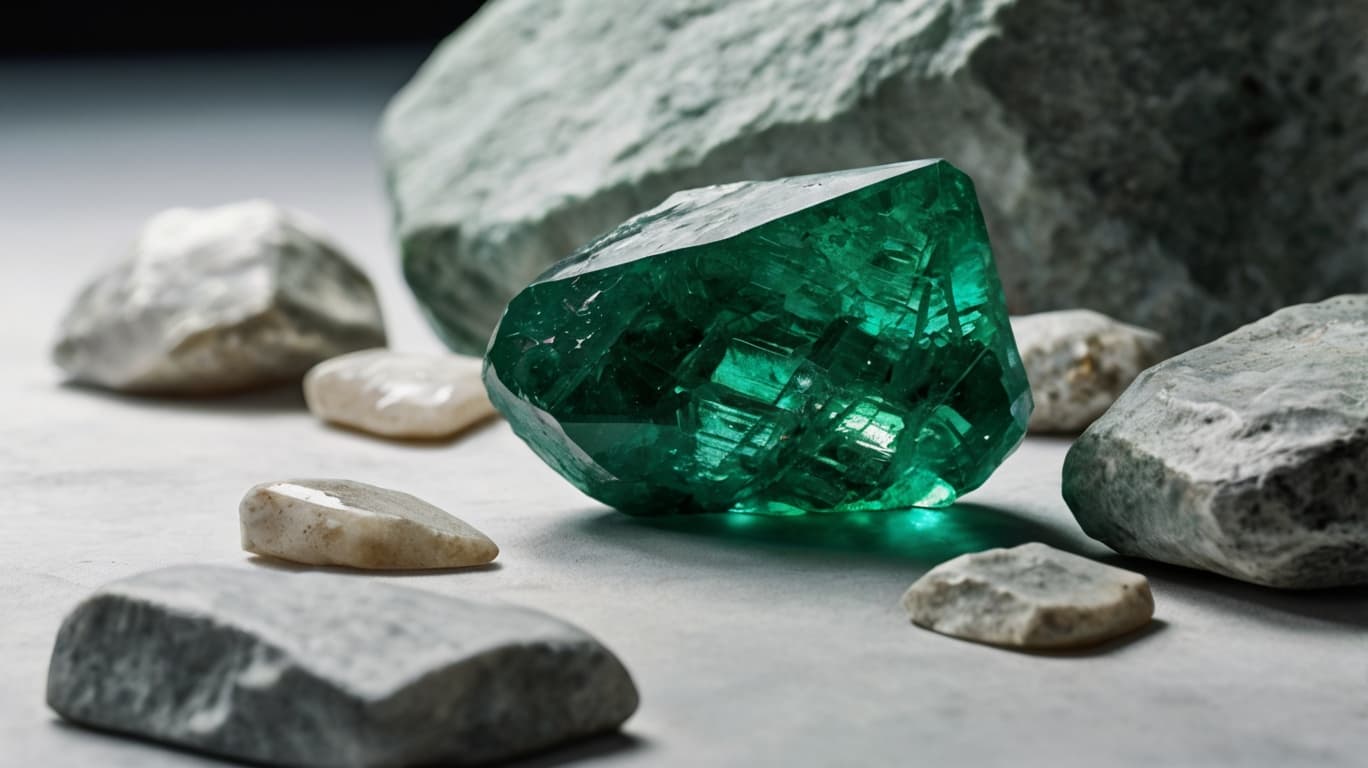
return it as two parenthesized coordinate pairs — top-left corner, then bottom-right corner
(1063, 296), (1368, 588)
(53, 200), (386, 394)
(1011, 310), (1167, 433)
(485, 160), (1031, 516)
(47, 565), (639, 767)
(240, 478), (499, 570)
(383, 0), (1368, 354)
(304, 349), (495, 439)
(901, 543), (1154, 649)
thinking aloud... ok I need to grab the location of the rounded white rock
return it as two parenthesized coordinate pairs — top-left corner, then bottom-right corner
(303, 349), (496, 439)
(240, 478), (498, 570)
(901, 543), (1155, 650)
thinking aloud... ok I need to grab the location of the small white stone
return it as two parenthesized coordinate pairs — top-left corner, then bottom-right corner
(1011, 310), (1166, 433)
(240, 479), (498, 570)
(53, 200), (386, 394)
(901, 543), (1154, 649)
(303, 349), (495, 439)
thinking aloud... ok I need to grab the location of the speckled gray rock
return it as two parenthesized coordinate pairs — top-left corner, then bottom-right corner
(53, 201), (386, 394)
(901, 543), (1154, 649)
(46, 565), (639, 768)
(381, 0), (1368, 353)
(1012, 310), (1167, 433)
(1063, 296), (1368, 589)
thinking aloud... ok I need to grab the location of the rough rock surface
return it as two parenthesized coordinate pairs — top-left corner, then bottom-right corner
(53, 200), (386, 394)
(46, 565), (639, 768)
(381, 0), (1368, 353)
(901, 543), (1154, 649)
(1011, 310), (1166, 433)
(1063, 296), (1368, 589)
(304, 349), (495, 439)
(240, 478), (498, 569)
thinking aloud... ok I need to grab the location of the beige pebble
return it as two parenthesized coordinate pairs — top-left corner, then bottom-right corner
(901, 543), (1154, 649)
(240, 478), (498, 570)
(1011, 310), (1166, 434)
(303, 349), (495, 439)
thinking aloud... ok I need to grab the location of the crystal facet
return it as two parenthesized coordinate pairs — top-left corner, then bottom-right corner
(485, 160), (1032, 516)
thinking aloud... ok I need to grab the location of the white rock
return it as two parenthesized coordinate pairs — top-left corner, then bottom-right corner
(303, 349), (495, 439)
(1011, 310), (1166, 433)
(53, 200), (386, 394)
(901, 543), (1154, 650)
(240, 478), (497, 570)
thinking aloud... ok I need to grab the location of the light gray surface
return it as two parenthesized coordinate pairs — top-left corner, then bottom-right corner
(3, 50), (1367, 768)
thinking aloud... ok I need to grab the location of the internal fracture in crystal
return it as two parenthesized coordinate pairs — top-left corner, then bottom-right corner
(485, 160), (1032, 515)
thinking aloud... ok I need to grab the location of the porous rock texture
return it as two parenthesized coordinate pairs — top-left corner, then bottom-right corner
(901, 543), (1154, 649)
(53, 200), (386, 394)
(1063, 296), (1368, 589)
(381, 0), (1368, 354)
(1011, 310), (1166, 433)
(46, 565), (639, 768)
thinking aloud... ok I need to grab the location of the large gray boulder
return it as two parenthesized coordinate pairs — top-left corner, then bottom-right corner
(381, 0), (1368, 354)
(47, 565), (639, 767)
(1063, 296), (1368, 589)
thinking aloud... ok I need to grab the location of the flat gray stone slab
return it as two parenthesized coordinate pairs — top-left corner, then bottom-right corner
(46, 565), (638, 768)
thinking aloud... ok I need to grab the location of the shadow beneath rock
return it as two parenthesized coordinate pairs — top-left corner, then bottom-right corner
(51, 718), (267, 767)
(500, 732), (650, 767)
(317, 412), (502, 449)
(911, 617), (1166, 658)
(1014, 618), (1168, 658)
(569, 501), (1086, 569)
(1100, 555), (1368, 630)
(245, 555), (503, 578)
(50, 718), (647, 768)
(59, 380), (308, 414)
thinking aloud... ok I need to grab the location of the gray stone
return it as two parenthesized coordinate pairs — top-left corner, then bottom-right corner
(1063, 296), (1368, 589)
(901, 543), (1154, 649)
(47, 566), (639, 768)
(240, 478), (499, 570)
(54, 200), (386, 394)
(380, 0), (1368, 354)
(1011, 310), (1167, 433)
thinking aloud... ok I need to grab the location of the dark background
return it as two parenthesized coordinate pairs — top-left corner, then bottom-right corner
(0, 3), (486, 58)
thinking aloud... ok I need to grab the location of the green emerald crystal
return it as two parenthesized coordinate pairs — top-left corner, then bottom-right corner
(484, 160), (1032, 516)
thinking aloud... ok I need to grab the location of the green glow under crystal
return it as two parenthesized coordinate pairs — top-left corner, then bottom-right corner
(485, 159), (1031, 516)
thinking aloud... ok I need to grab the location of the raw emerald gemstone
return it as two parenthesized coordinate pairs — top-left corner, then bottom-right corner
(484, 160), (1032, 516)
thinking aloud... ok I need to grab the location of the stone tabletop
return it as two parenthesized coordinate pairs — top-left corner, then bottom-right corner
(2, 49), (1366, 768)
